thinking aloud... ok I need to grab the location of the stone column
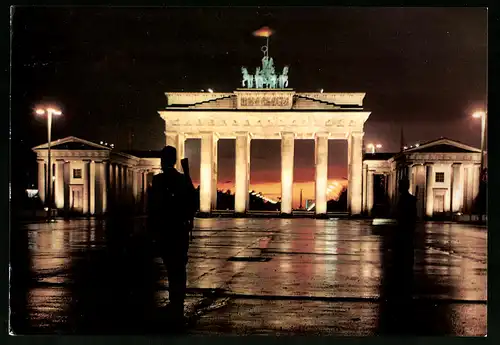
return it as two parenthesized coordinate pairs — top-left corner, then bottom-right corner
(281, 132), (295, 214)
(414, 164), (425, 219)
(447, 163), (453, 213)
(166, 132), (186, 171)
(452, 163), (462, 213)
(63, 162), (70, 212)
(141, 170), (148, 212)
(348, 132), (364, 215)
(367, 170), (375, 216)
(115, 164), (120, 199)
(362, 164), (368, 213)
(200, 132), (216, 213)
(132, 169), (138, 203)
(346, 135), (352, 211)
(472, 163), (481, 204)
(101, 161), (108, 214)
(212, 135), (219, 210)
(425, 163), (434, 217)
(82, 160), (90, 215)
(55, 160), (65, 209)
(314, 133), (328, 215)
(90, 161), (96, 215)
(409, 165), (415, 195)
(121, 166), (127, 197)
(37, 160), (46, 203)
(235, 132), (251, 213)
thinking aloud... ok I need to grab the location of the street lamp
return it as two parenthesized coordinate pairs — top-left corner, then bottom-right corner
(473, 110), (487, 220)
(366, 143), (382, 154)
(472, 110), (487, 175)
(35, 106), (62, 220)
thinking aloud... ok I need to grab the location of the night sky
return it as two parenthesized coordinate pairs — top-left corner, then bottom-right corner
(10, 7), (487, 202)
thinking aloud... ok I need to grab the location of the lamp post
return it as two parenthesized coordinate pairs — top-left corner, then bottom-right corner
(472, 111), (487, 176)
(473, 110), (487, 221)
(35, 107), (62, 220)
(366, 143), (382, 154)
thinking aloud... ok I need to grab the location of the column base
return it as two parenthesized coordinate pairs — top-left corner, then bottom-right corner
(315, 213), (329, 219)
(280, 212), (293, 218)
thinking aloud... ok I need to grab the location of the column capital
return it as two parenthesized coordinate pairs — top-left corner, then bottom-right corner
(281, 132), (295, 138)
(165, 130), (182, 136)
(351, 131), (364, 138)
(452, 162), (462, 167)
(424, 162), (434, 166)
(200, 131), (220, 140)
(234, 131), (252, 138)
(314, 132), (329, 138)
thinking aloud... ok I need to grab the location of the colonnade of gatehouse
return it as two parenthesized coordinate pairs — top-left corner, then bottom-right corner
(167, 133), (365, 215)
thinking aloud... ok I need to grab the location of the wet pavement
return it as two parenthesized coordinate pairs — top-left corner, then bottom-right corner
(10, 217), (487, 336)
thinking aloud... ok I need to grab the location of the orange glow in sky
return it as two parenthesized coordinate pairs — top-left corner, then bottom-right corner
(192, 179), (347, 208)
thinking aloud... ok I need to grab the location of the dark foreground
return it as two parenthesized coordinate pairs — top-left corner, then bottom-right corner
(10, 217), (486, 336)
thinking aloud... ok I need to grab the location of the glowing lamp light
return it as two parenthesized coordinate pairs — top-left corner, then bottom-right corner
(403, 146), (408, 150)
(415, 143), (420, 147)
(472, 111), (485, 119)
(100, 141), (104, 145)
(208, 88), (214, 93)
(36, 107), (62, 116)
(320, 89), (324, 93)
(376, 144), (382, 149)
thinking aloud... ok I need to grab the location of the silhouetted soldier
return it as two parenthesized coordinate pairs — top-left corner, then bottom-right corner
(395, 178), (417, 260)
(147, 146), (196, 326)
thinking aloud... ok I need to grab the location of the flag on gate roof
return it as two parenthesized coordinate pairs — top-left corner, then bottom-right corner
(253, 26), (274, 37)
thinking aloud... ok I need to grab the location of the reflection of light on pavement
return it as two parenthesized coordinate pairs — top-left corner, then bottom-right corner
(277, 219), (293, 293)
(90, 227), (95, 247)
(31, 229), (69, 274)
(316, 221), (338, 280)
(28, 287), (69, 325)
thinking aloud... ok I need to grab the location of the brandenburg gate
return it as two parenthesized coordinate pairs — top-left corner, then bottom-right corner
(158, 52), (371, 216)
